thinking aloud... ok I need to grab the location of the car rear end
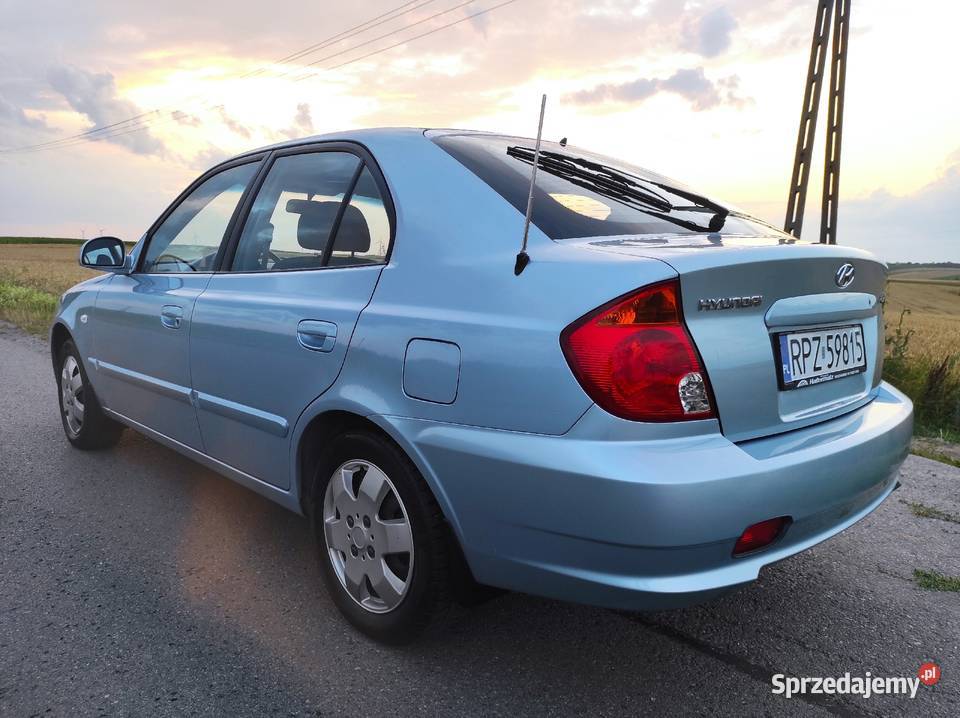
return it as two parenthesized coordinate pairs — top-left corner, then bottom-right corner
(392, 131), (914, 608)
(486, 238), (912, 608)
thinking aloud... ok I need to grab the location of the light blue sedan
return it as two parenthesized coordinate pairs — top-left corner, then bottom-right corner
(51, 129), (913, 643)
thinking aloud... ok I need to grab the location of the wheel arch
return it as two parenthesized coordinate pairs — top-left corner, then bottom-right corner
(294, 406), (483, 598)
(50, 321), (73, 372)
(297, 403), (474, 532)
(296, 410), (383, 517)
(295, 409), (458, 527)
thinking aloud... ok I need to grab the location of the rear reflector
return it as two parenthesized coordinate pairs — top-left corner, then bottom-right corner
(560, 279), (715, 422)
(733, 517), (790, 556)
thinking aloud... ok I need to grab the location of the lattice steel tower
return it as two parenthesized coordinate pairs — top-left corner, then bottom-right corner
(784, 0), (852, 244)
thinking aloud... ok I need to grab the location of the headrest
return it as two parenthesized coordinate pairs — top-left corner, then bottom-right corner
(285, 199), (371, 253)
(333, 204), (371, 253)
(286, 199), (339, 251)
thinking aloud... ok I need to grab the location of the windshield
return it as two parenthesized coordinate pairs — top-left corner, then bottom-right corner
(431, 133), (786, 240)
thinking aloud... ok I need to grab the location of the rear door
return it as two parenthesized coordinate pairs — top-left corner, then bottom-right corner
(189, 145), (394, 488)
(92, 159), (261, 448)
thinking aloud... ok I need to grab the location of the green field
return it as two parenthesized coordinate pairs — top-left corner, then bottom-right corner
(884, 273), (960, 441)
(1, 238), (958, 443)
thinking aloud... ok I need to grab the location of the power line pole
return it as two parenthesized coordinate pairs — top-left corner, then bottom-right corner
(784, 0), (851, 244)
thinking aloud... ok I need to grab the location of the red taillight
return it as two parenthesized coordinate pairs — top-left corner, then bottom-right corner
(560, 280), (716, 422)
(733, 517), (789, 556)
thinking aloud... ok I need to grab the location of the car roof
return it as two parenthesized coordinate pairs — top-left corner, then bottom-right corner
(228, 127), (529, 162)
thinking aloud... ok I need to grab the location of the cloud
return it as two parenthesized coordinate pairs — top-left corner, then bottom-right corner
(660, 68), (721, 110)
(683, 6), (738, 58)
(47, 65), (164, 155)
(292, 102), (313, 134)
(272, 102), (315, 141)
(835, 151), (960, 262)
(0, 0), (951, 265)
(568, 78), (659, 106)
(566, 67), (748, 111)
(0, 93), (46, 129)
(190, 145), (233, 171)
(218, 106), (252, 138)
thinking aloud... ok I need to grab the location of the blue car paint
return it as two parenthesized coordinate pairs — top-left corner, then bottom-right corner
(379, 383), (910, 608)
(94, 272), (213, 449)
(51, 128), (914, 610)
(188, 265), (384, 489)
(403, 339), (462, 404)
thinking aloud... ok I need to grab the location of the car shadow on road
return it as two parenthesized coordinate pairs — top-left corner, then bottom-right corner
(78, 432), (957, 717)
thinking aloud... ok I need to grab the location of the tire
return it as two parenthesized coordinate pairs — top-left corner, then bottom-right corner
(312, 430), (450, 644)
(57, 339), (124, 450)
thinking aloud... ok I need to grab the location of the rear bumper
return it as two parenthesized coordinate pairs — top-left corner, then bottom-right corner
(380, 382), (913, 610)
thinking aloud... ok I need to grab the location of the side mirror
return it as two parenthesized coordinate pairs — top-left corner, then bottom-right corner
(80, 236), (128, 272)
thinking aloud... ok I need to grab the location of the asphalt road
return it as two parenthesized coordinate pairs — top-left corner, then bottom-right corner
(1, 322), (958, 717)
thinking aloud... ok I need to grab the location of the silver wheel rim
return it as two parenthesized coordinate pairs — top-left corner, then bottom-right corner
(322, 459), (414, 614)
(60, 355), (85, 438)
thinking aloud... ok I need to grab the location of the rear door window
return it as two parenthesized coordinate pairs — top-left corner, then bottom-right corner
(229, 150), (391, 272)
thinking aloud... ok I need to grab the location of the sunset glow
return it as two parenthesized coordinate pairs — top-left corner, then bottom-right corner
(1, 0), (957, 260)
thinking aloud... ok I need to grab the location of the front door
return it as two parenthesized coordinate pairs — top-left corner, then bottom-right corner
(92, 160), (261, 449)
(189, 147), (393, 488)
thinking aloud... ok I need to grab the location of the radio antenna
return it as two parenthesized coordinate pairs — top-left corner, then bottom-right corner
(515, 93), (546, 276)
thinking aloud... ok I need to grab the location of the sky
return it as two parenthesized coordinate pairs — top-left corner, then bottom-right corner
(0, 0), (957, 262)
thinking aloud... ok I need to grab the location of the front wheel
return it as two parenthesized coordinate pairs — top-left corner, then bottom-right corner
(57, 340), (124, 450)
(314, 431), (451, 644)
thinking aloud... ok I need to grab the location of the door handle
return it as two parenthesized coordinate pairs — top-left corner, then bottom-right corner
(297, 320), (337, 352)
(161, 304), (184, 330)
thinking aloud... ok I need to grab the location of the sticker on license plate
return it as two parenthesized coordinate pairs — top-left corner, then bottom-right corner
(776, 324), (867, 390)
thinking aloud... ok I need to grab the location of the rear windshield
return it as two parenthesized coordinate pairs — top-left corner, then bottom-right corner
(431, 133), (782, 240)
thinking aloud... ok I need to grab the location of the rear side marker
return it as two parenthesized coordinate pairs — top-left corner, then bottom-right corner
(733, 517), (791, 557)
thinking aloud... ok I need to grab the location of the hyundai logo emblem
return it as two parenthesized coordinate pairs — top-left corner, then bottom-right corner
(835, 263), (855, 288)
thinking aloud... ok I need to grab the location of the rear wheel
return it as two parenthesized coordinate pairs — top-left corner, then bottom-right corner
(57, 340), (123, 450)
(313, 431), (450, 644)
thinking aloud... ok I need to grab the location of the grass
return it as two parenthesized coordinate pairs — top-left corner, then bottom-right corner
(0, 281), (60, 335)
(913, 569), (960, 592)
(882, 285), (960, 441)
(0, 243), (97, 336)
(905, 500), (960, 524)
(0, 243), (97, 296)
(911, 441), (960, 469)
(884, 280), (960, 360)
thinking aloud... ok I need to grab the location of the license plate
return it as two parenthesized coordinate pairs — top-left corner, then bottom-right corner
(776, 324), (867, 390)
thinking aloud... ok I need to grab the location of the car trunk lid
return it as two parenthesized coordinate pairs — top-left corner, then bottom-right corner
(568, 235), (887, 441)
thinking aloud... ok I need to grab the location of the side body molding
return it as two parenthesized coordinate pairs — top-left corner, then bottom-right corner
(192, 391), (290, 437)
(91, 358), (192, 404)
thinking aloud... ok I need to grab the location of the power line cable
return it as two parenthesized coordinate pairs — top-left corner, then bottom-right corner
(2, 0), (446, 152)
(3, 0), (519, 154)
(303, 0), (516, 78)
(291, 0), (477, 79)
(241, 0), (440, 78)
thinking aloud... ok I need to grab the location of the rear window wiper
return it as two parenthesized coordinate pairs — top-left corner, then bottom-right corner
(506, 146), (728, 233)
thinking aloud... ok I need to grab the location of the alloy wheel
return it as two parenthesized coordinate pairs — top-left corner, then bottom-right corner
(60, 355), (85, 438)
(322, 459), (414, 614)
